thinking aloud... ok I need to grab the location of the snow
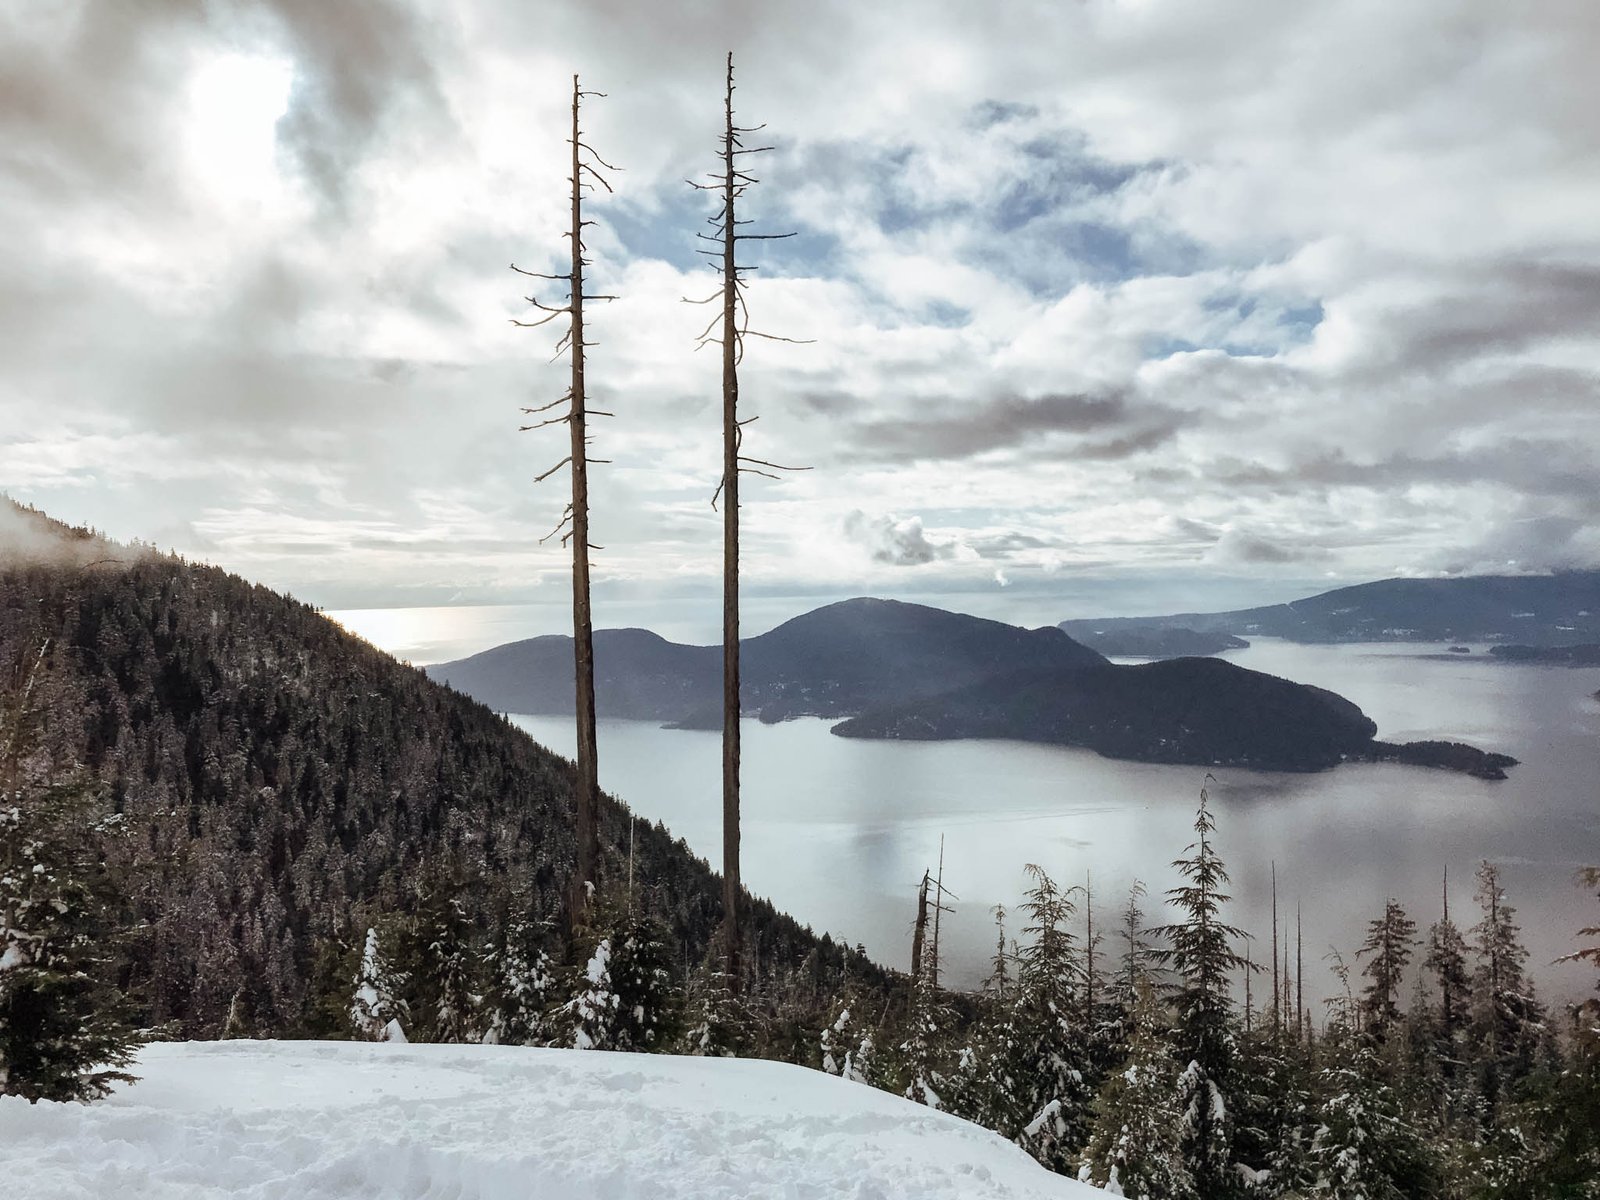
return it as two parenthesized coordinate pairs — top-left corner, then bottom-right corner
(0, 1040), (1103, 1199)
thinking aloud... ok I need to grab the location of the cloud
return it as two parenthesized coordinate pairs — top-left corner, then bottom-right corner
(1206, 529), (1326, 567)
(839, 389), (1181, 464)
(841, 511), (960, 566)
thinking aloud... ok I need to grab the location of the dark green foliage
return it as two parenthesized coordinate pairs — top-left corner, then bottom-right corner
(1151, 782), (1252, 1197)
(1470, 860), (1549, 1113)
(481, 920), (556, 1046)
(1307, 1040), (1435, 1199)
(1358, 898), (1419, 1042)
(1081, 983), (1198, 1200)
(0, 644), (140, 1102)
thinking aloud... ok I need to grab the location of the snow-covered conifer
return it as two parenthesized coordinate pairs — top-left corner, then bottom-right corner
(1149, 781), (1252, 1196)
(605, 909), (677, 1051)
(681, 965), (749, 1058)
(481, 922), (555, 1046)
(0, 647), (139, 1102)
(569, 937), (619, 1051)
(988, 865), (1094, 1173)
(821, 1001), (853, 1075)
(900, 958), (946, 1109)
(1308, 1040), (1432, 1199)
(426, 895), (480, 1044)
(350, 926), (408, 1042)
(1080, 983), (1197, 1200)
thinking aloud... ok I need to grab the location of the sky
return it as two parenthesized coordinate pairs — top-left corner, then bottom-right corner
(3, 0), (1599, 627)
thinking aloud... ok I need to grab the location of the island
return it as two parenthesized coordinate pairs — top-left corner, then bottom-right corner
(432, 599), (1515, 779)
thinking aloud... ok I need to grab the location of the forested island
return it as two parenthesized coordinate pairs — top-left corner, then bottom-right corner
(434, 599), (1515, 777)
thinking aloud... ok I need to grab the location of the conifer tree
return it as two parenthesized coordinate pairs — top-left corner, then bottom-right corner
(0, 645), (138, 1102)
(1423, 869), (1472, 1124)
(820, 996), (856, 1076)
(900, 954), (946, 1109)
(568, 936), (618, 1050)
(1307, 1039), (1434, 1199)
(420, 892), (480, 1044)
(481, 921), (554, 1046)
(1003, 864), (1094, 1172)
(350, 925), (409, 1042)
(604, 907), (677, 1051)
(1357, 898), (1418, 1043)
(513, 76), (620, 926)
(681, 964), (750, 1058)
(1150, 781), (1252, 1196)
(1080, 982), (1198, 1200)
(689, 52), (807, 988)
(1469, 859), (1546, 1109)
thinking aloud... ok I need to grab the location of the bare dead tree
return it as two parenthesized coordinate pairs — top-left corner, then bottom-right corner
(511, 75), (619, 930)
(1271, 861), (1280, 1037)
(911, 870), (931, 983)
(929, 837), (956, 991)
(688, 51), (810, 988)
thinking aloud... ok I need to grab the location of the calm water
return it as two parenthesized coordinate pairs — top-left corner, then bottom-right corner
(509, 642), (1600, 1012)
(329, 601), (1600, 1011)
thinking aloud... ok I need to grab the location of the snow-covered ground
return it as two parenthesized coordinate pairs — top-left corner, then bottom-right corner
(0, 1040), (1102, 1199)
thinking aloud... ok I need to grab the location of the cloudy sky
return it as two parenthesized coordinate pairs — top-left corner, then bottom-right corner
(4, 0), (1599, 629)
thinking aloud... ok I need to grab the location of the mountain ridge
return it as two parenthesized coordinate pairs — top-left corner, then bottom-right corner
(1059, 570), (1600, 646)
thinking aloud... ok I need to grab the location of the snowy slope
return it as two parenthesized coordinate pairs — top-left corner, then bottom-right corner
(0, 1041), (1103, 1199)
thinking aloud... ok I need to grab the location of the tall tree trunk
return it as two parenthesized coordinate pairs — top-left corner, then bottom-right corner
(568, 76), (600, 925)
(719, 51), (742, 988)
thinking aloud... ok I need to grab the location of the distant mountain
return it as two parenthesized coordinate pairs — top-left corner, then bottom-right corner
(434, 597), (1511, 777)
(1060, 571), (1600, 646)
(1487, 643), (1600, 665)
(428, 598), (1105, 724)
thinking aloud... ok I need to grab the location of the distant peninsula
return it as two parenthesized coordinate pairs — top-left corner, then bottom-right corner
(1060, 570), (1600, 647)
(430, 598), (1513, 778)
(1486, 643), (1600, 666)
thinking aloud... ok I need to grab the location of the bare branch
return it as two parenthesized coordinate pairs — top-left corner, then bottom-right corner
(739, 456), (813, 472)
(522, 392), (573, 415)
(534, 456), (572, 483)
(520, 414), (571, 431)
(575, 141), (622, 171)
(578, 162), (615, 193)
(744, 330), (816, 345)
(510, 264), (571, 280)
(510, 311), (566, 329)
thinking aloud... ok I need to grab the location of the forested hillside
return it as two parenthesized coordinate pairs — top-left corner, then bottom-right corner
(0, 504), (873, 1040)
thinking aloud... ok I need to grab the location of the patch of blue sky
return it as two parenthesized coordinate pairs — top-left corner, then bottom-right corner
(605, 183), (844, 281)
(1143, 296), (1323, 361)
